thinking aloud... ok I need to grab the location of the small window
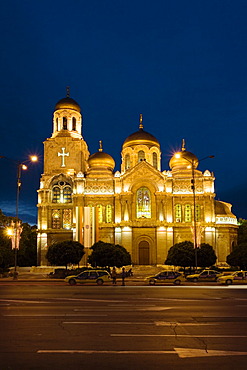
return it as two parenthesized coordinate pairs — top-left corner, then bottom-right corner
(138, 150), (145, 162)
(72, 117), (76, 131)
(185, 204), (192, 222)
(63, 117), (67, 130)
(106, 205), (112, 223)
(175, 204), (182, 222)
(195, 204), (201, 221)
(125, 154), (130, 170)
(52, 209), (61, 229)
(97, 205), (103, 223)
(153, 152), (157, 169)
(52, 187), (60, 203)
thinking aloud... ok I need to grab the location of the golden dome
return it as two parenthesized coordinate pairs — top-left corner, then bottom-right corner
(55, 97), (81, 112)
(123, 116), (160, 149)
(88, 141), (115, 171)
(169, 140), (198, 170)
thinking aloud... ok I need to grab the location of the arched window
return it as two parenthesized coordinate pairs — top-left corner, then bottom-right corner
(56, 118), (58, 131)
(63, 117), (67, 130)
(52, 186), (60, 203)
(125, 154), (130, 170)
(153, 152), (158, 169)
(136, 187), (151, 218)
(106, 205), (112, 223)
(72, 117), (76, 131)
(52, 181), (72, 203)
(97, 205), (103, 223)
(195, 205), (201, 221)
(185, 204), (192, 222)
(138, 150), (145, 162)
(63, 186), (72, 203)
(175, 204), (182, 222)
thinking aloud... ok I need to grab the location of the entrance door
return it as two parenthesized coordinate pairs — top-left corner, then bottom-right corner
(139, 241), (150, 265)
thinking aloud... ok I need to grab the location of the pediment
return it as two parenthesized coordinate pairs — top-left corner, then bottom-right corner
(121, 160), (164, 183)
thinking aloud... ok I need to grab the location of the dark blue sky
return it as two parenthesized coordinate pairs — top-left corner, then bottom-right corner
(1, 0), (247, 224)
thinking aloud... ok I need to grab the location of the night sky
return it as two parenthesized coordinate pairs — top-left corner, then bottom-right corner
(1, 0), (247, 224)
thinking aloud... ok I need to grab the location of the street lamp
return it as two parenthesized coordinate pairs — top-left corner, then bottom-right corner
(174, 151), (214, 271)
(1, 155), (38, 279)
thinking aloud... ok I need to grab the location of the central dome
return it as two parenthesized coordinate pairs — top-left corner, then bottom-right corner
(123, 121), (160, 149)
(55, 97), (81, 112)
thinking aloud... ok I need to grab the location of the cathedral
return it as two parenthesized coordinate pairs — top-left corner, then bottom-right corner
(37, 94), (238, 266)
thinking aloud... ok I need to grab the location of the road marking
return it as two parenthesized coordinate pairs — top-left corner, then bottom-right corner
(155, 321), (220, 326)
(0, 299), (46, 304)
(63, 321), (154, 325)
(111, 334), (247, 338)
(37, 348), (247, 358)
(174, 348), (247, 358)
(3, 314), (107, 317)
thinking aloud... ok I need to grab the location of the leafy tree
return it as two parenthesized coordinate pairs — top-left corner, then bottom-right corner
(197, 243), (217, 268)
(88, 240), (131, 268)
(0, 227), (14, 268)
(237, 219), (247, 245)
(227, 243), (247, 270)
(165, 241), (195, 271)
(17, 223), (37, 266)
(46, 240), (85, 269)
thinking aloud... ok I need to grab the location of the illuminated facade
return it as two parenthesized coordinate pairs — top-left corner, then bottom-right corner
(37, 95), (238, 265)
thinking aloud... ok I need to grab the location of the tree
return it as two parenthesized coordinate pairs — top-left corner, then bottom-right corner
(237, 219), (247, 245)
(197, 243), (217, 268)
(227, 243), (247, 270)
(46, 240), (85, 269)
(165, 241), (195, 271)
(88, 240), (131, 268)
(17, 223), (37, 266)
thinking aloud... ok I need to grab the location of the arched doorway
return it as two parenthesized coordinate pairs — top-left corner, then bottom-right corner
(139, 240), (150, 265)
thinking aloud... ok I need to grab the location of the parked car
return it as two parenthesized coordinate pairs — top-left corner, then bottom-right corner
(146, 271), (184, 285)
(65, 270), (111, 286)
(186, 269), (221, 282)
(217, 271), (247, 285)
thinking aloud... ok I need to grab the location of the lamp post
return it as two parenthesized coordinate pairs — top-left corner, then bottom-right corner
(1, 155), (38, 279)
(174, 151), (214, 271)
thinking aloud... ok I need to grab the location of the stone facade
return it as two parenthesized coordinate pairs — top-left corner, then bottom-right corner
(37, 95), (238, 266)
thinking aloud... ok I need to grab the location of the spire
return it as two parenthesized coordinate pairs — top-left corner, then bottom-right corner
(182, 139), (186, 151)
(66, 86), (70, 97)
(99, 140), (103, 152)
(139, 113), (143, 130)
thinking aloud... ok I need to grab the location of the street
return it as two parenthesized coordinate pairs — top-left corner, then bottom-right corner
(1, 284), (247, 369)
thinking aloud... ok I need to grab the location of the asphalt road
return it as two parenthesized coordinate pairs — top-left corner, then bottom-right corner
(1, 284), (247, 370)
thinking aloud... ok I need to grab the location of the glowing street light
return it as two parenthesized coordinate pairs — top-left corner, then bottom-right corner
(0, 155), (38, 279)
(174, 149), (214, 270)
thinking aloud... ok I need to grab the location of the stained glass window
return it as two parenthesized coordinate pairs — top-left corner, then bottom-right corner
(106, 205), (112, 223)
(195, 204), (201, 221)
(52, 209), (61, 229)
(175, 204), (182, 222)
(52, 182), (72, 203)
(185, 204), (192, 222)
(97, 205), (103, 223)
(63, 209), (72, 229)
(52, 187), (60, 203)
(63, 186), (72, 203)
(136, 187), (151, 218)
